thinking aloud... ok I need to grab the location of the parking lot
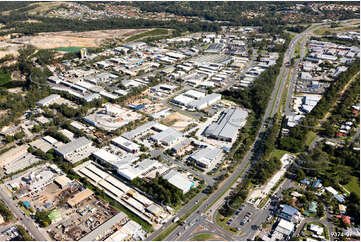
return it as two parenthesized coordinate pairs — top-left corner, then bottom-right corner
(224, 200), (276, 236)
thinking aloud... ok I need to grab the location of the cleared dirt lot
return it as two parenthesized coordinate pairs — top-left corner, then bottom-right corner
(162, 112), (194, 131)
(9, 28), (151, 49)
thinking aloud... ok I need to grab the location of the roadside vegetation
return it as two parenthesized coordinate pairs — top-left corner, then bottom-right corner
(279, 59), (360, 152)
(0, 200), (14, 222)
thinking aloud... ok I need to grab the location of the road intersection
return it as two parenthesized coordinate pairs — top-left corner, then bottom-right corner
(148, 22), (333, 242)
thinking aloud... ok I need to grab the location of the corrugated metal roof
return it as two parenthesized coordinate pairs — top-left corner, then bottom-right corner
(205, 108), (248, 141)
(55, 137), (92, 156)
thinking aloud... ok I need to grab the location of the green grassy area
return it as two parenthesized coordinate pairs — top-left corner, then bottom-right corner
(126, 28), (169, 42)
(295, 37), (304, 58)
(54, 46), (84, 52)
(280, 69), (293, 114)
(270, 149), (290, 161)
(153, 223), (178, 241)
(20, 206), (30, 216)
(304, 131), (317, 146)
(191, 233), (222, 241)
(0, 72), (11, 86)
(344, 176), (360, 198)
(285, 31), (297, 38)
(215, 212), (239, 234)
(270, 67), (287, 115)
(153, 196), (207, 241)
(314, 25), (360, 35)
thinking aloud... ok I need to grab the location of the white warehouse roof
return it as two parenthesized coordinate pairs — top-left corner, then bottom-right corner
(55, 137), (91, 156)
(111, 136), (140, 152)
(162, 170), (194, 194)
(183, 90), (206, 100)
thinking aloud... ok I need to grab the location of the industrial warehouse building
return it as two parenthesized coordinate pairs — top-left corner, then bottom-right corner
(92, 149), (139, 170)
(183, 90), (206, 100)
(67, 188), (94, 207)
(111, 136), (140, 153)
(204, 108), (248, 142)
(188, 145), (223, 168)
(105, 220), (142, 241)
(55, 137), (94, 163)
(117, 159), (159, 181)
(80, 212), (128, 241)
(75, 161), (169, 225)
(171, 94), (196, 107)
(36, 94), (61, 107)
(162, 169), (194, 194)
(150, 128), (183, 146)
(121, 121), (177, 143)
(188, 93), (222, 110)
(0, 145), (29, 168)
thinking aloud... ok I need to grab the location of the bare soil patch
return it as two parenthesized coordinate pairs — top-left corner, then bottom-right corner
(162, 112), (194, 131)
(9, 28), (151, 49)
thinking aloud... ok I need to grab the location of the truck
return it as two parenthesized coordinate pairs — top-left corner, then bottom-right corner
(172, 217), (180, 223)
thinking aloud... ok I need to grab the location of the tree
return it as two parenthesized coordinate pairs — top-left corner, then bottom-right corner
(4, 135), (15, 143)
(14, 131), (25, 140)
(296, 169), (306, 182)
(35, 210), (51, 227)
(317, 203), (325, 217)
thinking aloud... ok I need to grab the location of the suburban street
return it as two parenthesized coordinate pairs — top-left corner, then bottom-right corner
(0, 186), (49, 241)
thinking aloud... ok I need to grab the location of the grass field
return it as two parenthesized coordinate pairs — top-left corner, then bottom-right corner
(344, 176), (360, 198)
(54, 46), (84, 52)
(0, 73), (11, 86)
(191, 233), (223, 241)
(126, 28), (169, 42)
(270, 149), (290, 161)
(304, 131), (317, 147)
(153, 223), (178, 241)
(314, 25), (360, 35)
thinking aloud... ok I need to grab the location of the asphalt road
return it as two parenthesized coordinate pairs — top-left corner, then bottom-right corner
(164, 23), (337, 241)
(162, 29), (310, 242)
(0, 187), (48, 241)
(284, 28), (318, 116)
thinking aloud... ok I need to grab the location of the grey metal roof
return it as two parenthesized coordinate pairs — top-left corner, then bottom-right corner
(150, 128), (183, 144)
(205, 108), (247, 141)
(80, 212), (128, 241)
(122, 121), (157, 140)
(37, 94), (60, 105)
(171, 138), (191, 152)
(189, 93), (221, 109)
(190, 146), (222, 166)
(55, 137), (92, 156)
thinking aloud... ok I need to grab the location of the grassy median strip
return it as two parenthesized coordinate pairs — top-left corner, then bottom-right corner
(205, 163), (249, 212)
(153, 197), (207, 241)
(279, 68), (293, 114)
(270, 67), (286, 115)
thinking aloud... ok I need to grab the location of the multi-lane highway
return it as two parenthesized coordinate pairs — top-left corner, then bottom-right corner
(149, 23), (330, 242)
